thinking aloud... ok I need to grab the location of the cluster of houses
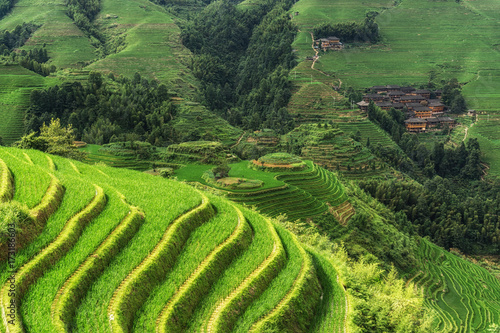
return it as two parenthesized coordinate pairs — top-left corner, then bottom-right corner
(314, 37), (344, 51)
(357, 85), (456, 132)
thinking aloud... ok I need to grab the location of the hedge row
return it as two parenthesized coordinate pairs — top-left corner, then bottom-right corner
(107, 194), (215, 333)
(206, 216), (286, 333)
(0, 158), (14, 203)
(249, 230), (322, 333)
(51, 206), (145, 332)
(156, 206), (252, 332)
(0, 185), (106, 333)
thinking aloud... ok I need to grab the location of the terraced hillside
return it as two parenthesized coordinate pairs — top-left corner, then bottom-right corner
(0, 147), (346, 332)
(412, 239), (500, 332)
(286, 124), (397, 180)
(0, 65), (58, 145)
(289, 0), (500, 176)
(174, 158), (355, 224)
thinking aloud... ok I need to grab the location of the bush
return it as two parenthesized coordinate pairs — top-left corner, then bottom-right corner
(0, 201), (32, 242)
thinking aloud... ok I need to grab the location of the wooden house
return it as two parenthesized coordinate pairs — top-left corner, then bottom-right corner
(426, 117), (440, 129)
(405, 118), (427, 132)
(386, 85), (401, 92)
(437, 116), (455, 128)
(375, 101), (393, 111)
(370, 86), (388, 94)
(434, 89), (442, 99)
(428, 100), (445, 113)
(391, 102), (405, 110)
(468, 109), (476, 117)
(363, 94), (388, 102)
(400, 94), (426, 103)
(387, 91), (406, 102)
(318, 37), (344, 50)
(357, 101), (369, 112)
(405, 103), (422, 112)
(413, 89), (431, 99)
(413, 106), (432, 119)
(401, 86), (416, 93)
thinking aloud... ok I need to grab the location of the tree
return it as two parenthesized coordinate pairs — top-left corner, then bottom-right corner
(17, 118), (85, 160)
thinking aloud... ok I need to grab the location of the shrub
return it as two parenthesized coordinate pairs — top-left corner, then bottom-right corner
(0, 201), (32, 243)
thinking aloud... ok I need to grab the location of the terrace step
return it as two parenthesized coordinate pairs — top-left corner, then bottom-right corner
(108, 193), (215, 333)
(156, 205), (252, 332)
(0, 185), (106, 333)
(51, 192), (145, 332)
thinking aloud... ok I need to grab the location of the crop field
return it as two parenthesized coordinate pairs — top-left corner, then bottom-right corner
(289, 0), (500, 175)
(0, 0), (95, 68)
(0, 147), (347, 332)
(86, 0), (199, 96)
(0, 65), (58, 145)
(412, 239), (500, 332)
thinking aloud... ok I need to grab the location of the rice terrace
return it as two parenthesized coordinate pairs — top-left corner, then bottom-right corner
(1, 0), (500, 331)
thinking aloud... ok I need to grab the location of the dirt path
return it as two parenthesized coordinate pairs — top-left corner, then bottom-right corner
(231, 131), (246, 148)
(310, 32), (319, 69)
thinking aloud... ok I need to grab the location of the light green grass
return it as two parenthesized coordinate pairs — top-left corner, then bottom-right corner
(0, 0), (96, 67)
(0, 65), (58, 145)
(134, 197), (238, 332)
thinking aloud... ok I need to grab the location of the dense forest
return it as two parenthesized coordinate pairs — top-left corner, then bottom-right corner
(24, 72), (178, 145)
(181, 0), (296, 134)
(0, 0), (14, 21)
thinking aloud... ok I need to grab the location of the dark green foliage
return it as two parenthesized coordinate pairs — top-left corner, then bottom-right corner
(0, 23), (39, 51)
(24, 72), (178, 146)
(181, 0), (296, 134)
(0, 0), (14, 21)
(359, 175), (500, 254)
(313, 13), (380, 43)
(66, 0), (104, 44)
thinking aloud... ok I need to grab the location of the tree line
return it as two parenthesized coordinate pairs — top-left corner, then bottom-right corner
(24, 72), (179, 145)
(313, 12), (380, 43)
(359, 176), (500, 254)
(180, 0), (296, 134)
(0, 0), (14, 21)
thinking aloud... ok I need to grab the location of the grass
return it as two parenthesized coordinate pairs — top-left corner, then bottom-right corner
(413, 238), (500, 332)
(133, 197), (239, 332)
(0, 65), (58, 145)
(232, 224), (307, 331)
(0, 0), (96, 67)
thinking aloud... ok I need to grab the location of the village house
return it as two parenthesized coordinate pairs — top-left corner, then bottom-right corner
(361, 85), (457, 133)
(363, 94), (388, 102)
(375, 101), (393, 111)
(413, 106), (433, 118)
(405, 118), (427, 133)
(428, 100), (446, 114)
(412, 89), (431, 99)
(387, 91), (406, 102)
(400, 94), (426, 104)
(316, 37), (344, 51)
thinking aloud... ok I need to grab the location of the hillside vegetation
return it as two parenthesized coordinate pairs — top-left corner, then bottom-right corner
(0, 147), (345, 332)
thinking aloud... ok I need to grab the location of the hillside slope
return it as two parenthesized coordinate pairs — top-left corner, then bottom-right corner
(0, 147), (343, 332)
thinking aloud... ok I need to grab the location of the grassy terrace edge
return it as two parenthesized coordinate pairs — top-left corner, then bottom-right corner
(156, 205), (252, 332)
(0, 159), (14, 202)
(206, 215), (287, 333)
(1, 185), (106, 333)
(51, 202), (145, 332)
(249, 226), (322, 332)
(107, 194), (214, 333)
